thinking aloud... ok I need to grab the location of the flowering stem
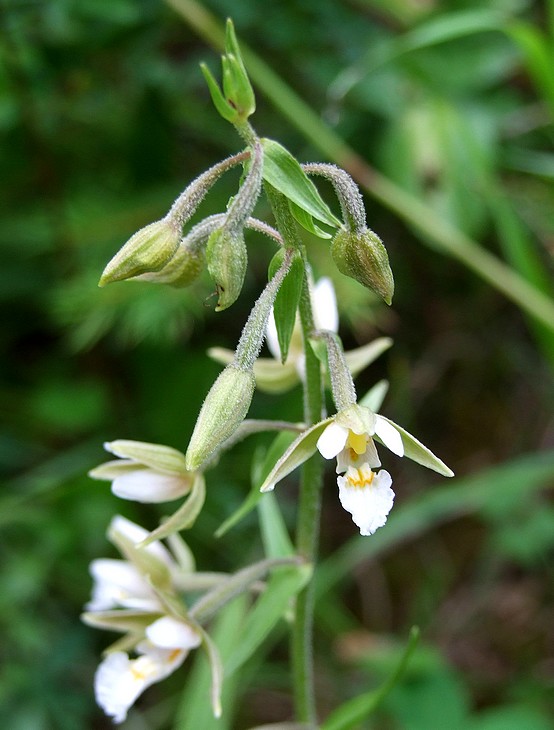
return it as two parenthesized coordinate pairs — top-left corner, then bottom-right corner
(266, 183), (323, 723)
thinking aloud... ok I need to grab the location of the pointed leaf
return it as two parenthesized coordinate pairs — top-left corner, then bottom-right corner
(258, 491), (295, 558)
(343, 337), (393, 379)
(358, 380), (389, 413)
(200, 62), (237, 123)
(269, 249), (304, 363)
(259, 418), (334, 493)
(225, 562), (312, 676)
(261, 138), (341, 228)
(376, 416), (454, 477)
(290, 200), (333, 239)
(139, 474), (206, 546)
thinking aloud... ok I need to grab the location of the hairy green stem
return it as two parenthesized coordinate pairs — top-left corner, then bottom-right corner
(265, 183), (323, 722)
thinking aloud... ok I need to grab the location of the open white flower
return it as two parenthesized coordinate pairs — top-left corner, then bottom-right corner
(95, 617), (202, 724)
(89, 440), (193, 503)
(337, 464), (394, 536)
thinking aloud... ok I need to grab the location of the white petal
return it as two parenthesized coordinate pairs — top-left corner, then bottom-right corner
(313, 277), (338, 333)
(337, 467), (394, 536)
(265, 310), (282, 360)
(316, 422), (349, 459)
(87, 559), (160, 611)
(95, 647), (186, 724)
(146, 616), (202, 650)
(112, 470), (190, 503)
(374, 416), (404, 457)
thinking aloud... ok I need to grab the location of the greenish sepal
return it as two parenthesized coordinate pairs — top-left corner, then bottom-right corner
(259, 417), (334, 493)
(331, 227), (394, 305)
(207, 227), (247, 311)
(376, 416), (454, 477)
(81, 610), (161, 634)
(104, 439), (188, 475)
(268, 249), (303, 363)
(99, 218), (181, 286)
(139, 474), (206, 546)
(185, 365), (256, 471)
(209, 347), (301, 394)
(222, 53), (255, 120)
(88, 460), (141, 481)
(261, 138), (341, 228)
(200, 62), (238, 123)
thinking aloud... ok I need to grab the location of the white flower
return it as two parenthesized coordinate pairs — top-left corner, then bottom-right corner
(337, 464), (394, 535)
(316, 406), (404, 474)
(89, 440), (193, 503)
(95, 617), (202, 724)
(87, 558), (162, 612)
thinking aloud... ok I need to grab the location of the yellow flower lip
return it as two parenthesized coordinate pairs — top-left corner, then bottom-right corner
(346, 430), (368, 455)
(344, 464), (375, 489)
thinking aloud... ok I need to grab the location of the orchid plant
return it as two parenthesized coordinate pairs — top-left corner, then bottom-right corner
(84, 19), (452, 728)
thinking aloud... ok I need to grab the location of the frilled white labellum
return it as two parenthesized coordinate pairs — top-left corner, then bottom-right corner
(337, 464), (394, 536)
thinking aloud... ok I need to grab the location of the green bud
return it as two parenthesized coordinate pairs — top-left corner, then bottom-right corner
(185, 365), (256, 471)
(99, 218), (180, 287)
(206, 227), (247, 311)
(134, 243), (205, 288)
(331, 227), (394, 305)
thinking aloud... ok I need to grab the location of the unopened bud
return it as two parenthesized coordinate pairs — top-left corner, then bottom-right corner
(331, 227), (394, 305)
(99, 218), (180, 287)
(134, 243), (205, 288)
(186, 365), (256, 471)
(206, 227), (247, 311)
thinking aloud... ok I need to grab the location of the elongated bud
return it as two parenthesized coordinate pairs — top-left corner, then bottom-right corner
(185, 365), (256, 471)
(207, 227), (247, 311)
(99, 218), (180, 286)
(135, 241), (205, 288)
(331, 227), (394, 305)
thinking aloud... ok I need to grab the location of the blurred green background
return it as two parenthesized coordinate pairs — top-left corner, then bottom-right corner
(2, 0), (554, 727)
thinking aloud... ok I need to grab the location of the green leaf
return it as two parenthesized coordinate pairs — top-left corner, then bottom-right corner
(376, 416), (454, 477)
(259, 417), (333, 493)
(269, 249), (303, 363)
(258, 491), (295, 558)
(322, 627), (420, 730)
(225, 562), (312, 676)
(290, 200), (333, 239)
(200, 62), (237, 123)
(261, 138), (341, 228)
(139, 474), (206, 546)
(216, 430), (298, 536)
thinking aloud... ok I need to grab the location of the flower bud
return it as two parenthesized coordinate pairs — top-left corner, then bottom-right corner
(186, 365), (255, 471)
(134, 243), (205, 288)
(331, 227), (394, 305)
(99, 218), (180, 287)
(206, 227), (247, 311)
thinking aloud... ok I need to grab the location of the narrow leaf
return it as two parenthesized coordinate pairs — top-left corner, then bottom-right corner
(269, 249), (304, 363)
(198, 625), (224, 718)
(200, 62), (237, 123)
(258, 491), (295, 558)
(376, 416), (454, 477)
(259, 418), (334, 493)
(261, 138), (341, 228)
(290, 200), (333, 239)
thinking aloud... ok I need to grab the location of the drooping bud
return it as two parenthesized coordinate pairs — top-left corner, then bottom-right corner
(206, 227), (247, 311)
(99, 218), (180, 287)
(185, 365), (256, 471)
(331, 227), (394, 305)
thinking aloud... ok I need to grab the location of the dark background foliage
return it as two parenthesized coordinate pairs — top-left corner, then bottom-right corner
(1, 0), (553, 727)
